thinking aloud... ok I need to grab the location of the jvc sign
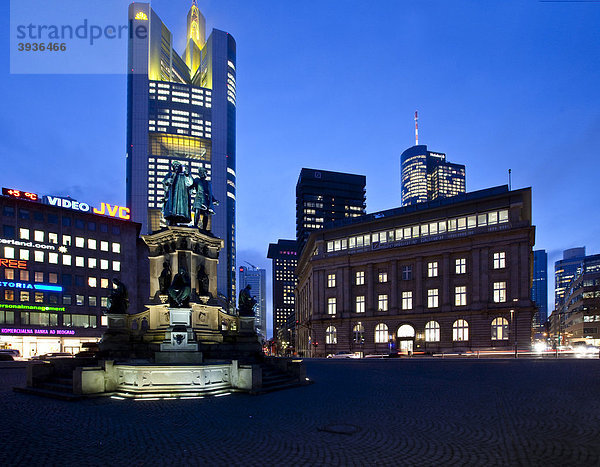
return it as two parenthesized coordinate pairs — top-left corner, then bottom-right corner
(44, 196), (130, 220)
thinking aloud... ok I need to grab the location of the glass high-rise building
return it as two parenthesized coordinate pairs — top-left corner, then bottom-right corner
(238, 265), (267, 340)
(554, 247), (586, 307)
(126, 1), (237, 303)
(267, 240), (298, 342)
(401, 145), (465, 206)
(531, 249), (548, 328)
(296, 168), (366, 252)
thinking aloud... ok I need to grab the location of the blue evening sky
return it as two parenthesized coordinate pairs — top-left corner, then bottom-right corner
(2, 1), (599, 337)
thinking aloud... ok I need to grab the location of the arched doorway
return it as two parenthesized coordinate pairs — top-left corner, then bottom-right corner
(397, 324), (415, 354)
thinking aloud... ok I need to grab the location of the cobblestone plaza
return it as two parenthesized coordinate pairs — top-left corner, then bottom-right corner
(1, 359), (599, 466)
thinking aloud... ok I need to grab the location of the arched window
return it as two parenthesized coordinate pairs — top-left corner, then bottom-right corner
(375, 323), (388, 343)
(353, 323), (365, 343)
(491, 317), (509, 340)
(325, 326), (337, 344)
(453, 319), (469, 342)
(425, 321), (440, 342)
(397, 324), (415, 338)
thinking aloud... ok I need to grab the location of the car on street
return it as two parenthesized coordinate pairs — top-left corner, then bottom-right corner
(30, 352), (75, 360)
(326, 351), (358, 359)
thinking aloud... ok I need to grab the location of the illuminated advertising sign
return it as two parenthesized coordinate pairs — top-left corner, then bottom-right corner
(0, 259), (27, 269)
(1, 328), (75, 336)
(0, 281), (62, 292)
(0, 304), (65, 312)
(93, 203), (131, 220)
(0, 238), (57, 251)
(45, 196), (91, 212)
(2, 188), (39, 202)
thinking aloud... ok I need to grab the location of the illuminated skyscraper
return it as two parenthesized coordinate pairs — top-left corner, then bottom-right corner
(401, 145), (465, 206)
(267, 240), (298, 342)
(238, 265), (267, 340)
(554, 247), (586, 307)
(126, 1), (237, 303)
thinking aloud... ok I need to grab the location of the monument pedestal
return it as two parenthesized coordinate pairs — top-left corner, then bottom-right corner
(156, 307), (203, 364)
(98, 313), (132, 357)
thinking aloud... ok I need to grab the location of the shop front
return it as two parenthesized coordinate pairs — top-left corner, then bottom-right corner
(0, 327), (100, 358)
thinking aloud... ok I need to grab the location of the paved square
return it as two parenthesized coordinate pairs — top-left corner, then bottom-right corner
(1, 359), (599, 466)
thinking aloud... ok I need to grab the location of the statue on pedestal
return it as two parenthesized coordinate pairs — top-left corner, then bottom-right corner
(107, 278), (129, 314)
(197, 264), (210, 297)
(158, 261), (172, 294)
(238, 284), (257, 317)
(192, 168), (219, 231)
(162, 161), (194, 225)
(168, 268), (191, 308)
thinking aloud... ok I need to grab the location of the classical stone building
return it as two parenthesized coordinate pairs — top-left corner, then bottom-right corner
(296, 186), (536, 357)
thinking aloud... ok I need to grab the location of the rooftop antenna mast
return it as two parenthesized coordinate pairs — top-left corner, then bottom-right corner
(414, 110), (419, 145)
(508, 169), (512, 191)
(244, 261), (258, 270)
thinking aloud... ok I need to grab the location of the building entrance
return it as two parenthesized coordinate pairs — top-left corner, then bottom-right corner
(397, 324), (415, 355)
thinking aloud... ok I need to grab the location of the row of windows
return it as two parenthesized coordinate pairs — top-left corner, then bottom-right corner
(326, 253), (506, 288)
(324, 318), (510, 344)
(15, 311), (98, 328)
(2, 208), (121, 234)
(325, 282), (507, 314)
(2, 248), (121, 270)
(326, 209), (510, 253)
(3, 290), (109, 307)
(5, 229), (122, 252)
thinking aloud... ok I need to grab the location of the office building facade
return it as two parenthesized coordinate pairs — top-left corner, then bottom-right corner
(401, 145), (465, 206)
(238, 265), (267, 340)
(296, 168), (366, 252)
(531, 249), (548, 329)
(267, 240), (298, 344)
(296, 186), (535, 357)
(126, 1), (237, 304)
(0, 188), (145, 358)
(554, 247), (586, 307)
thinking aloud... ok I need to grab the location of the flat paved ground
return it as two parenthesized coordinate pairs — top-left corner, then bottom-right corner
(1, 359), (599, 466)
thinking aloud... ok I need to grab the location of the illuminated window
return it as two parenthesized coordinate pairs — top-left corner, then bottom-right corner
(76, 237), (85, 248)
(34, 272), (44, 282)
(378, 271), (388, 283)
(453, 319), (469, 341)
(49, 273), (58, 284)
(101, 297), (108, 307)
(35, 292), (44, 303)
(355, 295), (365, 313)
(5, 269), (14, 280)
(20, 270), (29, 281)
(100, 260), (109, 270)
(455, 286), (467, 306)
(325, 326), (337, 344)
(327, 274), (336, 288)
(428, 262), (438, 278)
(63, 255), (72, 266)
(76, 256), (84, 267)
(4, 247), (14, 259)
(112, 243), (121, 254)
(113, 261), (121, 272)
(49, 253), (58, 264)
(355, 271), (365, 285)
(88, 258), (97, 269)
(425, 321), (440, 342)
(34, 230), (44, 242)
(378, 294), (388, 311)
(456, 258), (466, 274)
(19, 249), (29, 260)
(89, 296), (97, 307)
(491, 317), (509, 340)
(493, 282), (507, 303)
(88, 239), (97, 250)
(375, 323), (389, 343)
(327, 298), (336, 315)
(20, 291), (30, 302)
(88, 277), (97, 288)
(353, 323), (365, 343)
(49, 233), (58, 244)
(76, 295), (84, 306)
(34, 251), (44, 262)
(427, 289), (439, 308)
(5, 290), (14, 301)
(62, 235), (71, 246)
(19, 228), (29, 240)
(493, 252), (506, 269)
(402, 291), (413, 310)
(100, 241), (109, 252)
(63, 295), (71, 305)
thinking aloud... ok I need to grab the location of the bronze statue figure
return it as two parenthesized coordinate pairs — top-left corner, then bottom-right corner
(162, 161), (194, 225)
(158, 261), (172, 294)
(192, 168), (219, 231)
(197, 264), (210, 297)
(107, 278), (129, 314)
(238, 284), (257, 317)
(168, 268), (192, 308)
